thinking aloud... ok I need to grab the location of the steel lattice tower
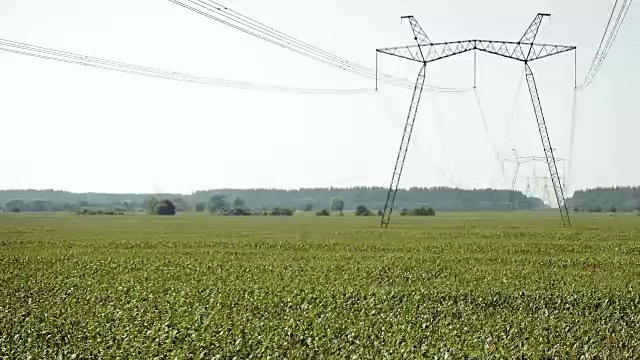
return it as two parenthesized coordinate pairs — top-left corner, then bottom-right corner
(504, 151), (566, 210)
(377, 13), (575, 228)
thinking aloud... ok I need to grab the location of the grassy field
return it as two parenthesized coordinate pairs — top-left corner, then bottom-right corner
(1, 212), (639, 358)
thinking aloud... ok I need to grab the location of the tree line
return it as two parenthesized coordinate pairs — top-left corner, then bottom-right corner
(569, 186), (640, 213)
(0, 187), (545, 214)
(187, 187), (543, 212)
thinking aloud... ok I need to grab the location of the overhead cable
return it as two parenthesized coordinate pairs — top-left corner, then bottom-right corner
(376, 92), (455, 185)
(473, 88), (500, 161)
(503, 67), (525, 146)
(566, 87), (578, 194)
(169, 0), (474, 94)
(0, 39), (373, 94)
(579, 0), (632, 89)
(203, 0), (399, 84)
(570, 0), (631, 190)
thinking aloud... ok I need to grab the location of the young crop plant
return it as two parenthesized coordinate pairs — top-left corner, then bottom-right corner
(0, 213), (639, 357)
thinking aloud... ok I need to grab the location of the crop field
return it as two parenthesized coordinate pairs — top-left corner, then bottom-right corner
(1, 212), (639, 358)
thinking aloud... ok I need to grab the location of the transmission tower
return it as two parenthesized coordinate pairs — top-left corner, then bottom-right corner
(377, 13), (575, 228)
(504, 150), (565, 209)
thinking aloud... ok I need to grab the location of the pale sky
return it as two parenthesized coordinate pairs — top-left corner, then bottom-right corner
(0, 0), (637, 197)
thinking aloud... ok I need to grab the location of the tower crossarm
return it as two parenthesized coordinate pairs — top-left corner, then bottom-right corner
(520, 13), (550, 43)
(377, 41), (476, 63)
(400, 15), (432, 62)
(377, 45), (427, 63)
(401, 15), (433, 46)
(519, 13), (551, 58)
(378, 40), (575, 64)
(476, 41), (575, 62)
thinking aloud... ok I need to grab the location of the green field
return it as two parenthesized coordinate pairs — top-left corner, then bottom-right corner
(1, 213), (639, 358)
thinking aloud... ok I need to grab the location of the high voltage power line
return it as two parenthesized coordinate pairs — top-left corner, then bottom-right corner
(0, 39), (373, 94)
(170, 0), (473, 94)
(567, 0), (632, 193)
(2, 0), (476, 95)
(579, 0), (632, 89)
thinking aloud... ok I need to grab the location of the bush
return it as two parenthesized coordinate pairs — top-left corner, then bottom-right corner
(316, 209), (330, 216)
(355, 205), (372, 216)
(11, 207), (21, 213)
(209, 195), (229, 213)
(195, 202), (206, 212)
(377, 209), (383, 216)
(158, 200), (176, 216)
(409, 207), (436, 216)
(412, 207), (428, 216)
(399, 207), (437, 216)
(221, 207), (252, 216)
(610, 206), (617, 213)
(270, 207), (294, 216)
(76, 208), (124, 216)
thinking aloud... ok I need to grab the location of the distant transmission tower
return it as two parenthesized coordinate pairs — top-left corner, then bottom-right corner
(376, 13), (575, 228)
(537, 178), (553, 207)
(504, 150), (565, 209)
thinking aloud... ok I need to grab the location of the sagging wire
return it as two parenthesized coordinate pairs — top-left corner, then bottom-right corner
(170, 0), (475, 93)
(0, 39), (373, 95)
(376, 90), (464, 188)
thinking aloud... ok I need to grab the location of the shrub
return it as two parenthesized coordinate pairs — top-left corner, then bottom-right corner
(195, 202), (206, 212)
(158, 200), (176, 216)
(222, 207), (252, 216)
(610, 206), (617, 213)
(270, 207), (294, 216)
(400, 208), (409, 216)
(209, 195), (229, 213)
(410, 207), (436, 216)
(412, 207), (427, 216)
(76, 208), (124, 216)
(355, 205), (371, 216)
(316, 209), (330, 216)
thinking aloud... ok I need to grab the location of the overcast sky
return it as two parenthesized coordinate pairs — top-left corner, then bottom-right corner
(0, 0), (637, 197)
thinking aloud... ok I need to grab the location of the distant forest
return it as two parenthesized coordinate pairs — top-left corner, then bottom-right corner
(568, 187), (640, 213)
(0, 187), (545, 213)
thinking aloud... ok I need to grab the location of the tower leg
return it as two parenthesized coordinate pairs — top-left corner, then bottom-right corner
(381, 64), (427, 228)
(524, 63), (571, 227)
(510, 162), (520, 210)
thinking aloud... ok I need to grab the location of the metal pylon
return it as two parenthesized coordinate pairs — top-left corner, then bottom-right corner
(381, 64), (426, 228)
(524, 63), (571, 226)
(376, 13), (575, 228)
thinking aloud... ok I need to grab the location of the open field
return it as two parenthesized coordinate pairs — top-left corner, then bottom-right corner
(1, 212), (639, 358)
